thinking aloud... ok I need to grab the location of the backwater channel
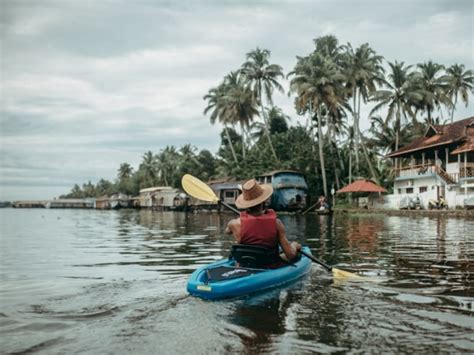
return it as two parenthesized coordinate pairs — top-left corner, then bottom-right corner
(1, 208), (473, 354)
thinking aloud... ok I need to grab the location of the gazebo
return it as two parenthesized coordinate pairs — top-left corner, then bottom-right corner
(337, 179), (387, 208)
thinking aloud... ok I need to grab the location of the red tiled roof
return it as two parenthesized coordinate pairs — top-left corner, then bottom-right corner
(336, 179), (387, 193)
(387, 117), (474, 158)
(451, 139), (474, 154)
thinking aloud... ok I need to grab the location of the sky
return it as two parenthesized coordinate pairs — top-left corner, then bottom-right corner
(1, 0), (473, 200)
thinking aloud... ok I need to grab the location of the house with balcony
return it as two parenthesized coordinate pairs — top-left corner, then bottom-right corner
(386, 116), (474, 209)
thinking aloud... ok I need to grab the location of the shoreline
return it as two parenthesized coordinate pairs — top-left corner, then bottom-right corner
(328, 208), (474, 218)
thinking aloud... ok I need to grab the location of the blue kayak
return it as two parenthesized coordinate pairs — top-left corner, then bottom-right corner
(187, 246), (313, 300)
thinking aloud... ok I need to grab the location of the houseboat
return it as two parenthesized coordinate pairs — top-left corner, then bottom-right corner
(137, 186), (186, 210)
(109, 193), (130, 209)
(45, 199), (94, 209)
(256, 170), (308, 211)
(384, 116), (474, 209)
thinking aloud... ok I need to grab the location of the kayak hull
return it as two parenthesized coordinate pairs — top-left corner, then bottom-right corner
(187, 246), (313, 300)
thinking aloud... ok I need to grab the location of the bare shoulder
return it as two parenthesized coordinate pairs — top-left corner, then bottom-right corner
(228, 218), (240, 227)
(225, 218), (240, 233)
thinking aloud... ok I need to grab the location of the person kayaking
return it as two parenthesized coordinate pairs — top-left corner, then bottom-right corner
(225, 179), (301, 267)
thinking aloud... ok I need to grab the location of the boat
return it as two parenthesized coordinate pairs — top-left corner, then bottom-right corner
(187, 246), (313, 300)
(256, 170), (308, 211)
(316, 208), (333, 215)
(109, 193), (130, 209)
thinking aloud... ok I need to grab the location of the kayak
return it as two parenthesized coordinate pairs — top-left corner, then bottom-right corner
(187, 246), (313, 300)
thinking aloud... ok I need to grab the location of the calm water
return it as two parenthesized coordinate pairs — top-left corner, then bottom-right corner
(1, 209), (473, 354)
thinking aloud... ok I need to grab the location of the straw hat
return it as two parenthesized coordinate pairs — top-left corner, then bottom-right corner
(235, 179), (273, 209)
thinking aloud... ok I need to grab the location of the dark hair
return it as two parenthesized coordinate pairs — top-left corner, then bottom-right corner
(247, 202), (265, 213)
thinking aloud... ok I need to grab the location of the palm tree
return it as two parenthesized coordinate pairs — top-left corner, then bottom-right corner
(241, 47), (284, 162)
(370, 61), (421, 153)
(369, 115), (418, 155)
(139, 151), (158, 188)
(157, 146), (179, 186)
(414, 60), (451, 124)
(250, 106), (290, 141)
(117, 163), (133, 181)
(221, 72), (259, 159)
(289, 52), (345, 196)
(342, 42), (385, 174)
(203, 81), (239, 164)
(444, 64), (474, 122)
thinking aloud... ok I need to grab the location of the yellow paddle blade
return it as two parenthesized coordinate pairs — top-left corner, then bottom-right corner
(181, 174), (219, 203)
(332, 268), (362, 281)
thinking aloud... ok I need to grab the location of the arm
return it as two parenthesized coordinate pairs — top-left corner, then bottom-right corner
(225, 218), (241, 243)
(277, 219), (301, 260)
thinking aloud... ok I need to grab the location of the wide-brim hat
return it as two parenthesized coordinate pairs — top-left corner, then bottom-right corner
(235, 179), (273, 209)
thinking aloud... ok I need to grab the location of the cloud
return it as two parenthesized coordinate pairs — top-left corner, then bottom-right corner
(1, 0), (473, 200)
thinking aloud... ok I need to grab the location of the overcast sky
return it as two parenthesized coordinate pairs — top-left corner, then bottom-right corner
(1, 0), (473, 200)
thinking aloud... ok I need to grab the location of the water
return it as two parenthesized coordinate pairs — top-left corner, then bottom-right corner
(1, 209), (473, 353)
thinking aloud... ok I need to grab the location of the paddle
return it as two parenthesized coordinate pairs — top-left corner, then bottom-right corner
(181, 174), (361, 280)
(181, 174), (240, 214)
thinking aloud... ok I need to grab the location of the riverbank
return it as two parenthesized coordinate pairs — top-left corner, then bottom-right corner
(330, 208), (474, 218)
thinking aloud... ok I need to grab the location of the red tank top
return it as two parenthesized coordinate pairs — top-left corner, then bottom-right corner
(240, 209), (278, 251)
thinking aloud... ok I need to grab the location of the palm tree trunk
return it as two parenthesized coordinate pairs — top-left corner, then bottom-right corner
(240, 123), (246, 159)
(353, 89), (360, 175)
(224, 126), (239, 164)
(450, 94), (458, 123)
(359, 129), (379, 183)
(259, 91), (279, 162)
(349, 148), (353, 183)
(327, 118), (340, 190)
(395, 107), (401, 171)
(308, 110), (319, 178)
(317, 106), (328, 197)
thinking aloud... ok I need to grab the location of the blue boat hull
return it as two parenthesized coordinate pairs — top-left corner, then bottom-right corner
(187, 246), (313, 300)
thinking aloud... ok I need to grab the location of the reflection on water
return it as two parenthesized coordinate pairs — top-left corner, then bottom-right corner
(0, 209), (473, 353)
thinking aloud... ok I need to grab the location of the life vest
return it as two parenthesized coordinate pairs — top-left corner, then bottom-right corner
(240, 209), (278, 252)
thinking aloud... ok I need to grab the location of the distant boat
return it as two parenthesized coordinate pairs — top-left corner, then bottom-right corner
(109, 193), (130, 209)
(256, 170), (308, 211)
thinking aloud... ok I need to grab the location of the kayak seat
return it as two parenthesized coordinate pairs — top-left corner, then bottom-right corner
(229, 244), (282, 268)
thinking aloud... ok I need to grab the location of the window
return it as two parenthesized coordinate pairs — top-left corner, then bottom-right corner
(224, 191), (235, 198)
(406, 188), (414, 194)
(419, 186), (428, 193)
(398, 189), (402, 194)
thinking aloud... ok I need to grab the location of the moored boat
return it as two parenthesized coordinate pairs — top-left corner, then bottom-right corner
(109, 193), (130, 209)
(256, 170), (308, 211)
(187, 246), (313, 300)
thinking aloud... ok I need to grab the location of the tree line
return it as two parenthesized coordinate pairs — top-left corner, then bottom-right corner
(62, 34), (473, 200)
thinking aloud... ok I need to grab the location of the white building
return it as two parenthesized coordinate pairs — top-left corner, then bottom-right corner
(384, 116), (474, 209)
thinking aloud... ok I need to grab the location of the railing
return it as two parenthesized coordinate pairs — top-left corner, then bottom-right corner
(460, 166), (474, 179)
(433, 166), (456, 184)
(395, 164), (436, 178)
(395, 164), (459, 184)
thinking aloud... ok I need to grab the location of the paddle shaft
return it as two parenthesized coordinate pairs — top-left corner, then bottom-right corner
(219, 201), (240, 215)
(299, 249), (332, 271)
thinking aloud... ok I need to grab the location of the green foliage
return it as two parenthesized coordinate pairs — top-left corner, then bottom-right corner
(64, 34), (472, 203)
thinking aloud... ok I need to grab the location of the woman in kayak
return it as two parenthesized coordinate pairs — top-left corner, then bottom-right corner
(225, 179), (302, 267)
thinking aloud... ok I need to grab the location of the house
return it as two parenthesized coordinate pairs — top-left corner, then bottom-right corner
(386, 116), (474, 209)
(152, 188), (187, 210)
(209, 178), (243, 208)
(137, 186), (186, 210)
(137, 187), (171, 208)
(46, 199), (95, 209)
(95, 196), (110, 209)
